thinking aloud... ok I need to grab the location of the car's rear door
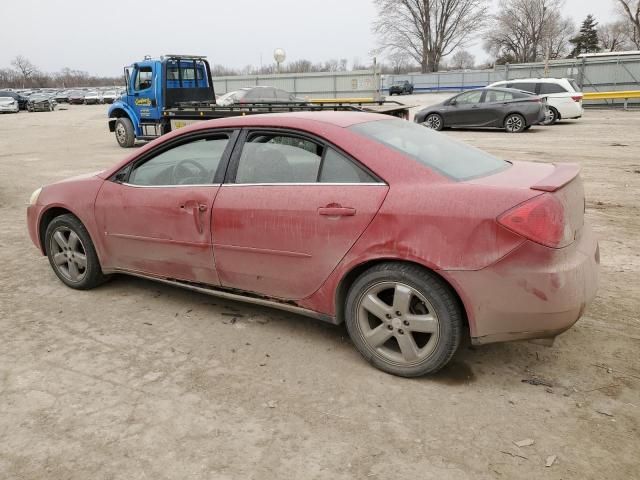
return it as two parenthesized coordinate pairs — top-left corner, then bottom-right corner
(94, 130), (237, 284)
(481, 89), (516, 126)
(211, 129), (389, 300)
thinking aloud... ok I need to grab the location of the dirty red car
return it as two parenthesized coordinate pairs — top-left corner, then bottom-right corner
(27, 112), (599, 377)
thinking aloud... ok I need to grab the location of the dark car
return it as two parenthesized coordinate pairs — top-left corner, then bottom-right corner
(414, 88), (547, 133)
(0, 90), (28, 110)
(217, 86), (307, 106)
(68, 90), (86, 105)
(389, 81), (414, 95)
(27, 94), (56, 112)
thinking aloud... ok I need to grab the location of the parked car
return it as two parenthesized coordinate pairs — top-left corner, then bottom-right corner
(54, 90), (70, 103)
(27, 93), (56, 112)
(414, 87), (547, 133)
(68, 90), (86, 105)
(101, 91), (118, 104)
(0, 90), (28, 110)
(27, 112), (598, 377)
(84, 91), (102, 104)
(216, 86), (306, 106)
(488, 78), (583, 125)
(0, 96), (20, 113)
(389, 80), (414, 95)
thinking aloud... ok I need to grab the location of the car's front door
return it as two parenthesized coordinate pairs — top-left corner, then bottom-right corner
(212, 130), (389, 300)
(94, 131), (237, 284)
(445, 90), (486, 126)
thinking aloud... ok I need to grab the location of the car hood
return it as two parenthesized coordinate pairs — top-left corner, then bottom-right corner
(0, 98), (15, 105)
(49, 170), (104, 186)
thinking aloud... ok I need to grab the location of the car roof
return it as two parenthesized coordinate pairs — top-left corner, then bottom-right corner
(202, 111), (388, 128)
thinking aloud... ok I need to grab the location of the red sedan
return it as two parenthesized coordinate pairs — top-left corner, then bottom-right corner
(27, 112), (599, 377)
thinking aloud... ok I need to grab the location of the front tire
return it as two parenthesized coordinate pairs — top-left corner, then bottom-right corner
(45, 214), (107, 290)
(423, 113), (444, 131)
(504, 113), (526, 133)
(114, 117), (135, 148)
(345, 263), (463, 377)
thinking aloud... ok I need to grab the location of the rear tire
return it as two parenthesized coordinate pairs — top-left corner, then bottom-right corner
(504, 113), (526, 133)
(45, 214), (108, 290)
(543, 107), (559, 125)
(345, 263), (462, 377)
(114, 117), (135, 148)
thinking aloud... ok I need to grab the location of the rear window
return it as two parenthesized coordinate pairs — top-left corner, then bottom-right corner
(350, 119), (508, 181)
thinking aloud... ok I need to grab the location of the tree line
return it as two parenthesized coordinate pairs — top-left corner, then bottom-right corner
(0, 56), (122, 89)
(2, 0), (639, 87)
(373, 0), (640, 73)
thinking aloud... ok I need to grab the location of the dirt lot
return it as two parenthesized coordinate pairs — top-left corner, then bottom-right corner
(1, 102), (639, 479)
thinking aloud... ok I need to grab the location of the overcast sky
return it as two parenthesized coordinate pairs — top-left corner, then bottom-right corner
(0, 0), (622, 76)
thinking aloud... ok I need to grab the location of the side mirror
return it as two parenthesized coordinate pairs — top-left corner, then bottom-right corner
(449, 99), (457, 106)
(113, 171), (127, 183)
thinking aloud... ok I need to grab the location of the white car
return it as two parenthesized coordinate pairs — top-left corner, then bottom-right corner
(488, 78), (583, 125)
(0, 96), (19, 113)
(83, 91), (102, 105)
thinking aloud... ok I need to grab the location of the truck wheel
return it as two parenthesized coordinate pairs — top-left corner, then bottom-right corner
(114, 117), (135, 148)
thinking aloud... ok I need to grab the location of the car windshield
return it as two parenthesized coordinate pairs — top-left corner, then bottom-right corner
(350, 119), (509, 181)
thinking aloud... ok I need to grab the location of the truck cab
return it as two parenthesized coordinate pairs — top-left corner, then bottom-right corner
(108, 55), (214, 147)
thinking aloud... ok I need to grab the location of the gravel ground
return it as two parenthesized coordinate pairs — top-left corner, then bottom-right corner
(0, 102), (638, 479)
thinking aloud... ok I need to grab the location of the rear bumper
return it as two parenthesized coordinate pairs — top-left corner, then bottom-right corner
(446, 222), (599, 345)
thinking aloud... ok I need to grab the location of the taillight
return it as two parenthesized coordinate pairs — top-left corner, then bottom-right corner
(571, 95), (582, 102)
(497, 194), (572, 248)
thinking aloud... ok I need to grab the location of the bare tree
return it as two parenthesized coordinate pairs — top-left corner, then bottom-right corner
(484, 0), (574, 64)
(450, 50), (475, 69)
(615, 0), (640, 48)
(599, 21), (632, 51)
(11, 55), (37, 88)
(373, 0), (489, 73)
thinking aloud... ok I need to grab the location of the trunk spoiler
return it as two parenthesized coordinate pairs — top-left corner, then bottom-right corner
(531, 163), (581, 192)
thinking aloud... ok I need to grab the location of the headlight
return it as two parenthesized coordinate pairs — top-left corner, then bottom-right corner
(29, 187), (42, 205)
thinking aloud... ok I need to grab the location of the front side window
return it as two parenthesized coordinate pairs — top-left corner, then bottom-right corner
(134, 67), (153, 91)
(350, 119), (508, 181)
(455, 91), (483, 104)
(127, 136), (229, 186)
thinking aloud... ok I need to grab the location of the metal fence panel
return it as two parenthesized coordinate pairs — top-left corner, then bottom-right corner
(212, 54), (640, 106)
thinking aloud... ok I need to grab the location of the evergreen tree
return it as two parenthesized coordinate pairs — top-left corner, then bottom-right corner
(570, 15), (600, 57)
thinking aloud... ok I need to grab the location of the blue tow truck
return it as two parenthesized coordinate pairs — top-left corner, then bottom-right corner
(108, 54), (410, 147)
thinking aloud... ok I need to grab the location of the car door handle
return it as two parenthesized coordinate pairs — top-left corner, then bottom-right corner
(318, 206), (356, 216)
(180, 202), (207, 233)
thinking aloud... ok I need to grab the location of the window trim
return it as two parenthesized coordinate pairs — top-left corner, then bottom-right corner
(109, 129), (240, 187)
(225, 127), (385, 185)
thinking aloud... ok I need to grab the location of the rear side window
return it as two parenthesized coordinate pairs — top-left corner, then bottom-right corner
(539, 83), (567, 94)
(568, 79), (580, 92)
(350, 119), (508, 181)
(234, 133), (377, 184)
(508, 82), (536, 93)
(484, 90), (515, 102)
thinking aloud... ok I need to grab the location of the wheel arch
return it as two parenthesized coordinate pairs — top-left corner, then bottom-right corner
(334, 258), (471, 334)
(107, 104), (136, 132)
(38, 206), (82, 254)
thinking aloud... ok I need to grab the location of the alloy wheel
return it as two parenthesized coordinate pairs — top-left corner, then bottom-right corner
(49, 227), (88, 283)
(505, 115), (524, 132)
(356, 281), (440, 365)
(424, 114), (442, 130)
